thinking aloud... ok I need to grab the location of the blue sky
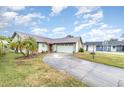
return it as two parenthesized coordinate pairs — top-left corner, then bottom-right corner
(0, 6), (124, 42)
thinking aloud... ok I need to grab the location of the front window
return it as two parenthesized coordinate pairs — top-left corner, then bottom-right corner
(113, 46), (116, 48)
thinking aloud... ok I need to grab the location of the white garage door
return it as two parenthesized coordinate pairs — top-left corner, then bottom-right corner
(56, 44), (75, 53)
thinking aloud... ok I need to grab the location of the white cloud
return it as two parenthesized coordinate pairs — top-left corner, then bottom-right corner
(52, 27), (66, 32)
(74, 7), (122, 41)
(83, 10), (103, 22)
(74, 22), (92, 32)
(2, 11), (18, 19)
(0, 10), (45, 29)
(31, 27), (48, 35)
(15, 13), (45, 25)
(0, 11), (18, 29)
(74, 21), (79, 25)
(50, 6), (67, 16)
(0, 23), (9, 29)
(50, 27), (66, 37)
(82, 24), (122, 42)
(75, 6), (99, 17)
(74, 8), (103, 32)
(7, 6), (25, 11)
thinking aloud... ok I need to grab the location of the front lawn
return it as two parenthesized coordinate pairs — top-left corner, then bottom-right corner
(74, 52), (124, 68)
(0, 52), (86, 87)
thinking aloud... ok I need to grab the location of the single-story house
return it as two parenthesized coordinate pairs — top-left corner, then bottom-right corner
(84, 42), (103, 52)
(84, 39), (124, 52)
(12, 32), (83, 53)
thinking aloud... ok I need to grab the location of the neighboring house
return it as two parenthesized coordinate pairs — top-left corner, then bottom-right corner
(12, 32), (83, 53)
(84, 39), (124, 52)
(84, 42), (103, 52)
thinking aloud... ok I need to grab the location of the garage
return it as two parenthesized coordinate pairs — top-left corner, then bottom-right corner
(55, 43), (75, 53)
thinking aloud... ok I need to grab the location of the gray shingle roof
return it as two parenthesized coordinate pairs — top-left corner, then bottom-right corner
(104, 40), (124, 46)
(84, 40), (124, 46)
(15, 32), (51, 43)
(84, 42), (103, 45)
(13, 32), (81, 44)
(51, 37), (81, 44)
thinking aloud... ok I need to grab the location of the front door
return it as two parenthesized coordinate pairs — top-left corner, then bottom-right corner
(49, 44), (52, 52)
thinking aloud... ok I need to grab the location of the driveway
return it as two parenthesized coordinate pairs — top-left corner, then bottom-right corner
(43, 53), (124, 87)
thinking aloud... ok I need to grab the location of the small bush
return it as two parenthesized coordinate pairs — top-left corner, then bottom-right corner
(79, 48), (84, 52)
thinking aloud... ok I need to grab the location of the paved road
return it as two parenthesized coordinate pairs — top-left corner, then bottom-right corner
(43, 53), (124, 87)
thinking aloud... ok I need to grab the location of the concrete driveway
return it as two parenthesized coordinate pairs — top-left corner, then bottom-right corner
(43, 53), (124, 87)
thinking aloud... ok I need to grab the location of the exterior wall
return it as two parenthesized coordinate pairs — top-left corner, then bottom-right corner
(84, 45), (87, 51)
(87, 45), (96, 52)
(12, 34), (22, 42)
(116, 45), (123, 51)
(76, 40), (83, 52)
(76, 42), (79, 52)
(111, 46), (117, 52)
(84, 45), (96, 52)
(96, 45), (103, 51)
(38, 43), (48, 52)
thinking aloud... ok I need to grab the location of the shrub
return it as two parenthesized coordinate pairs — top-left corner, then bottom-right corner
(79, 48), (84, 52)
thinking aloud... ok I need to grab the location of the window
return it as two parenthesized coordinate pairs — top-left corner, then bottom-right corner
(113, 46), (116, 48)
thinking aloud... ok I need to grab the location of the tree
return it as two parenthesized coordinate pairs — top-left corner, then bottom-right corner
(10, 42), (18, 53)
(0, 41), (3, 56)
(0, 37), (6, 56)
(10, 37), (37, 57)
(0, 36), (11, 42)
(22, 37), (37, 56)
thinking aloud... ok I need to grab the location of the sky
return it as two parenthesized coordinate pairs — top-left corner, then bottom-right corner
(0, 6), (124, 42)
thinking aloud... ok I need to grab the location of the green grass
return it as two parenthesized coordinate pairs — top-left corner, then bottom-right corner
(74, 52), (124, 68)
(0, 52), (86, 87)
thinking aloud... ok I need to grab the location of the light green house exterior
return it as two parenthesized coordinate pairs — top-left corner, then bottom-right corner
(12, 32), (83, 53)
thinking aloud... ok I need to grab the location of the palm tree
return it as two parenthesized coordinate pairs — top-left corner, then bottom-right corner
(9, 42), (18, 53)
(0, 41), (3, 56)
(10, 37), (37, 57)
(22, 37), (37, 56)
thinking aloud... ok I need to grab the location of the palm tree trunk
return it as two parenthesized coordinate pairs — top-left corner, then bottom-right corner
(27, 50), (30, 56)
(19, 46), (26, 56)
(26, 49), (30, 57)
